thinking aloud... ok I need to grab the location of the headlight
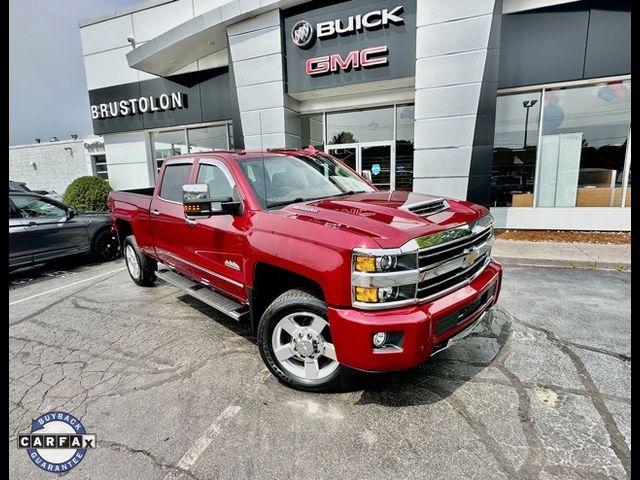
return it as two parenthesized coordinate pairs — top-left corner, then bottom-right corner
(353, 253), (416, 272)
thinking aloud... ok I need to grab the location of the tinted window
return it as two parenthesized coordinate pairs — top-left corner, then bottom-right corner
(11, 195), (66, 218)
(160, 164), (192, 202)
(196, 164), (237, 200)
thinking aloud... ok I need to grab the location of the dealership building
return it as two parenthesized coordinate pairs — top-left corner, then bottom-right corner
(79, 0), (631, 230)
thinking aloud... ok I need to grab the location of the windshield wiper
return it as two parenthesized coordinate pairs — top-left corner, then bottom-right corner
(266, 198), (305, 209)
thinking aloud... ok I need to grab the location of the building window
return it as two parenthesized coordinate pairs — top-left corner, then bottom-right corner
(152, 130), (188, 172)
(151, 123), (233, 176)
(188, 125), (229, 152)
(326, 107), (394, 144)
(492, 92), (542, 207)
(537, 80), (631, 208)
(92, 154), (109, 180)
(493, 79), (631, 208)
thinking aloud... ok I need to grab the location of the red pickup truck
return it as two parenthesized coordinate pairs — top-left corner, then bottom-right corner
(108, 147), (502, 391)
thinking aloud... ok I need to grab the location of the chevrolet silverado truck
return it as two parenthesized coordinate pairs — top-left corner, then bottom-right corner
(108, 147), (502, 391)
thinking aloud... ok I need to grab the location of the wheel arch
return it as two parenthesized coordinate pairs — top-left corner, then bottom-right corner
(249, 262), (325, 333)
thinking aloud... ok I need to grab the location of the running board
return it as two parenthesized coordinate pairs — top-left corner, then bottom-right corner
(156, 265), (249, 322)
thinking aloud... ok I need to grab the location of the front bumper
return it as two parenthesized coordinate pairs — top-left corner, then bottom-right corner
(328, 260), (503, 372)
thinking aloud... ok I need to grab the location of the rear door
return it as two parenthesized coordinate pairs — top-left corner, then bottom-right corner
(10, 193), (90, 262)
(149, 161), (196, 275)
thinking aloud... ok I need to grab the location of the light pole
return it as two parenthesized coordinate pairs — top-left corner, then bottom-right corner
(522, 99), (538, 148)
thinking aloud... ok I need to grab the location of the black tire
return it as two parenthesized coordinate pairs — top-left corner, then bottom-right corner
(123, 235), (157, 286)
(257, 289), (341, 392)
(92, 229), (120, 262)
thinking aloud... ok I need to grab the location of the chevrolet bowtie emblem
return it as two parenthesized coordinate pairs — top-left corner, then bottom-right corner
(461, 248), (479, 268)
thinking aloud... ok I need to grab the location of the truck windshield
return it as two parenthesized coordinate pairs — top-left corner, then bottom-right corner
(238, 154), (375, 209)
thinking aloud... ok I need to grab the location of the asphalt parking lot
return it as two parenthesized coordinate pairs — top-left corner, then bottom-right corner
(9, 260), (630, 480)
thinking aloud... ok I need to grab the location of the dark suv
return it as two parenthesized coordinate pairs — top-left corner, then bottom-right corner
(9, 191), (120, 270)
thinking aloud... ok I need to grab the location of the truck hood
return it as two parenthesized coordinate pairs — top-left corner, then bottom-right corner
(277, 191), (488, 249)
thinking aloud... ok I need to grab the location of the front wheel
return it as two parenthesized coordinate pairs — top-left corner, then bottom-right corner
(123, 235), (156, 286)
(258, 289), (341, 392)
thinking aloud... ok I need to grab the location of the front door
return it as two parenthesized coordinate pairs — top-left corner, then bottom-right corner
(183, 158), (248, 302)
(326, 142), (394, 191)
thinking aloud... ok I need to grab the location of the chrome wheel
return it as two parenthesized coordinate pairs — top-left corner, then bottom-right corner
(125, 244), (140, 280)
(271, 312), (338, 381)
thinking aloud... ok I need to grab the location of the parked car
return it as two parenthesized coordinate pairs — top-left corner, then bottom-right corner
(9, 180), (49, 196)
(9, 191), (120, 270)
(109, 147), (502, 391)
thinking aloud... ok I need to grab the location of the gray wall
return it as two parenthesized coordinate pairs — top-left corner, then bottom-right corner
(9, 140), (94, 194)
(227, 10), (301, 150)
(499, 0), (630, 88)
(412, 0), (502, 204)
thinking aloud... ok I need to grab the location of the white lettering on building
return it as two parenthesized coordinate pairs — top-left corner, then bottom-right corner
(315, 6), (404, 39)
(90, 92), (185, 119)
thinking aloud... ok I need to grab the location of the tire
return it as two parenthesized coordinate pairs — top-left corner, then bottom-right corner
(123, 235), (157, 286)
(257, 289), (341, 392)
(92, 229), (120, 262)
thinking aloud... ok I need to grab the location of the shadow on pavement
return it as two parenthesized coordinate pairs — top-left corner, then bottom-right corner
(175, 292), (512, 405)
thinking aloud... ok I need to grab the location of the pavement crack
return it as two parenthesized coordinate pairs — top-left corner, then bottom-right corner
(495, 306), (630, 363)
(426, 383), (520, 479)
(497, 306), (631, 478)
(101, 440), (203, 480)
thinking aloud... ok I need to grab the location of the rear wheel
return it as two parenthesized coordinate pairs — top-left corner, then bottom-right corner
(123, 235), (156, 286)
(258, 289), (341, 391)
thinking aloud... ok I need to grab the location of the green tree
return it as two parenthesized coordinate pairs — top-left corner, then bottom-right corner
(330, 131), (358, 145)
(62, 176), (113, 212)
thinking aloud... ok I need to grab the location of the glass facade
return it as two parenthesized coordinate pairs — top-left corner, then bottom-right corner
(326, 107), (394, 145)
(492, 79), (631, 208)
(151, 122), (232, 175)
(301, 105), (415, 191)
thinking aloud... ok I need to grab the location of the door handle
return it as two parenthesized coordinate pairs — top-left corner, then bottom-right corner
(186, 218), (197, 226)
(27, 222), (36, 226)
(151, 209), (160, 216)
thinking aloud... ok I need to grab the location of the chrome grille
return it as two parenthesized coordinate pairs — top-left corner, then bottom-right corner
(416, 225), (493, 301)
(405, 199), (448, 217)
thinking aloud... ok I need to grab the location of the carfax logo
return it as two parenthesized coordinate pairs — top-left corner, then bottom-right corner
(17, 411), (96, 473)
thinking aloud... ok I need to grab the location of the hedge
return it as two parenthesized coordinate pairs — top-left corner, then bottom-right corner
(62, 176), (113, 212)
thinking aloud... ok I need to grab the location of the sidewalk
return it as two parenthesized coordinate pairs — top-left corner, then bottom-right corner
(492, 239), (631, 271)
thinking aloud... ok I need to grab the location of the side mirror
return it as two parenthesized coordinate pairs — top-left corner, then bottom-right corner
(361, 170), (373, 182)
(66, 208), (77, 219)
(182, 184), (242, 217)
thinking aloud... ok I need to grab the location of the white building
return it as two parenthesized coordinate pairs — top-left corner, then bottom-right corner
(79, 0), (631, 230)
(9, 136), (107, 195)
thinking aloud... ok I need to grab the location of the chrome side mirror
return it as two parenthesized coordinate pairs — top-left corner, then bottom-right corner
(361, 170), (373, 182)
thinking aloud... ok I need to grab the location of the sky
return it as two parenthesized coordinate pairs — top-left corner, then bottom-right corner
(9, 0), (143, 146)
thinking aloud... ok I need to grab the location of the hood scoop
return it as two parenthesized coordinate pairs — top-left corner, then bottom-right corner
(402, 198), (449, 217)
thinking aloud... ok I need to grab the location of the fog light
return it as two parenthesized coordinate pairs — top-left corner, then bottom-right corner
(373, 332), (387, 348)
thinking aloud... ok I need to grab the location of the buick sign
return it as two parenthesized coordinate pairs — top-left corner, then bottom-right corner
(291, 20), (316, 48)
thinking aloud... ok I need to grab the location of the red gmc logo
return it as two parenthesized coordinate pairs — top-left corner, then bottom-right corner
(304, 46), (389, 76)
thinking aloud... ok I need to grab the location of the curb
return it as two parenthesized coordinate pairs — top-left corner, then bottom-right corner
(493, 256), (631, 271)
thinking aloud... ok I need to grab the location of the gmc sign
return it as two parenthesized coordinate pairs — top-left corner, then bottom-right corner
(305, 46), (389, 76)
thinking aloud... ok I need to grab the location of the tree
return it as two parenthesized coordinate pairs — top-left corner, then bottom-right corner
(62, 176), (113, 212)
(330, 131), (358, 145)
